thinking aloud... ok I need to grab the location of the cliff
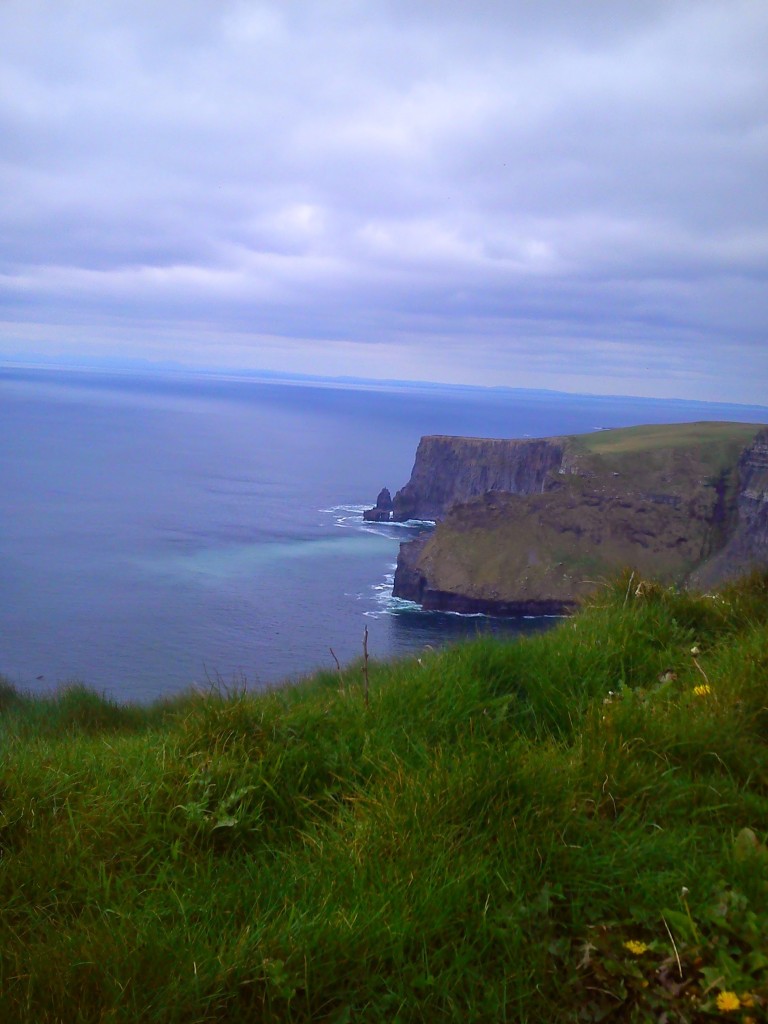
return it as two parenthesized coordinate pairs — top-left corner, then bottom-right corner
(691, 427), (768, 587)
(386, 422), (768, 615)
(390, 435), (568, 521)
(739, 428), (768, 550)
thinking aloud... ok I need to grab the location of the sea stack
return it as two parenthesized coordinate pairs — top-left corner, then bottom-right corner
(363, 487), (394, 522)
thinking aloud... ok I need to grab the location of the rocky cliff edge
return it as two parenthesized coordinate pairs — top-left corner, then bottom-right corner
(382, 422), (767, 615)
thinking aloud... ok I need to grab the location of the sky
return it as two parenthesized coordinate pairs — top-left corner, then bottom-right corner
(1, 1), (766, 402)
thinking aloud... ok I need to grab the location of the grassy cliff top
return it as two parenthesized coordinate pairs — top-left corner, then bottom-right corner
(575, 420), (762, 454)
(2, 572), (768, 1021)
(421, 421), (763, 453)
(566, 420), (764, 495)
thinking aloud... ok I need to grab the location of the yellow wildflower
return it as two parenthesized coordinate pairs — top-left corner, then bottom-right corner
(740, 993), (755, 1008)
(623, 940), (649, 955)
(693, 684), (711, 697)
(715, 991), (740, 1012)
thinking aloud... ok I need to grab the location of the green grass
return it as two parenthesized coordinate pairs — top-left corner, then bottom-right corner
(575, 420), (761, 456)
(2, 573), (768, 1021)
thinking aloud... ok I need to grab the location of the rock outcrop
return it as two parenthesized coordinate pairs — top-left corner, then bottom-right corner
(363, 487), (394, 522)
(381, 422), (768, 615)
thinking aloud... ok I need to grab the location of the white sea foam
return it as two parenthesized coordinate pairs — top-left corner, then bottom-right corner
(320, 504), (434, 539)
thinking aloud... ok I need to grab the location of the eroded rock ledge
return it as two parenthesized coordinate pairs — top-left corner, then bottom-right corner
(393, 531), (578, 615)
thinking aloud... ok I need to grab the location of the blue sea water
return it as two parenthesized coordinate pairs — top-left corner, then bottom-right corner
(1, 366), (766, 701)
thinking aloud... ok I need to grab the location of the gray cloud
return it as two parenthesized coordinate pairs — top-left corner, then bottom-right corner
(1, 0), (767, 401)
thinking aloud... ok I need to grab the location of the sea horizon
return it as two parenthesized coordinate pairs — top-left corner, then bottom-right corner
(4, 357), (768, 414)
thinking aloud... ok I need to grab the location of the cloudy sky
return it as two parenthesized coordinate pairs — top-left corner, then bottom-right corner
(1, 1), (766, 401)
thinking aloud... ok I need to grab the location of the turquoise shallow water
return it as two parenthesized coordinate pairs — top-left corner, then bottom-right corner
(2, 367), (765, 701)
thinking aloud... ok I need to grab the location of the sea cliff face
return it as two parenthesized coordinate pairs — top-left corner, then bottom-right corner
(691, 427), (768, 586)
(391, 435), (568, 521)
(740, 429), (768, 550)
(386, 422), (768, 615)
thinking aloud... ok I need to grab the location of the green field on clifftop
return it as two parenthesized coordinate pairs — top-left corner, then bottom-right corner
(573, 421), (761, 489)
(576, 420), (760, 455)
(2, 573), (768, 1021)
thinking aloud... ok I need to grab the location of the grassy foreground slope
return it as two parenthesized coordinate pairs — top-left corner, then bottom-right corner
(2, 574), (768, 1022)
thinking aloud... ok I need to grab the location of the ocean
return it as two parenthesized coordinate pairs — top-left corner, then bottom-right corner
(2, 366), (766, 702)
